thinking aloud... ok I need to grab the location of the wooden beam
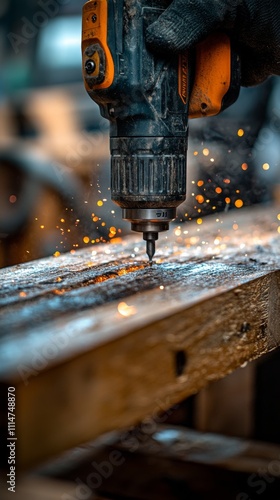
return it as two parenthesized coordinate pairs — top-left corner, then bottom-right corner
(36, 425), (280, 500)
(0, 205), (279, 469)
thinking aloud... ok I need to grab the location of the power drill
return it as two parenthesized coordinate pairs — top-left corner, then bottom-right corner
(82, 0), (240, 262)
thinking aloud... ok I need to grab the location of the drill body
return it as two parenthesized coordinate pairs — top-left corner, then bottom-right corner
(82, 0), (240, 260)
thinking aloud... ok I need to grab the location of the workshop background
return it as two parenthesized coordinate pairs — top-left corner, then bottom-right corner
(0, 0), (280, 268)
(0, 0), (117, 268)
(1, 1), (280, 499)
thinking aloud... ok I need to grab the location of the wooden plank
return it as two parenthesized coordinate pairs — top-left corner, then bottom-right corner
(0, 205), (279, 469)
(37, 425), (280, 500)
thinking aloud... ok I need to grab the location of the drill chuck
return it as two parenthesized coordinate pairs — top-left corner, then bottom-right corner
(123, 207), (176, 262)
(111, 135), (187, 261)
(122, 208), (175, 234)
(111, 137), (187, 208)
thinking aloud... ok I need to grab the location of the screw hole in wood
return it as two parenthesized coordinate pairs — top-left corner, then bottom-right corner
(174, 350), (187, 377)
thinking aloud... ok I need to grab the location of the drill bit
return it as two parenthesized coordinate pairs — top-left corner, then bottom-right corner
(122, 209), (173, 264)
(146, 238), (156, 264)
(143, 231), (158, 264)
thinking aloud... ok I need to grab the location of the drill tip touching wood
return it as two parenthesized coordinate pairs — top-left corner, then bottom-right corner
(146, 238), (156, 264)
(123, 209), (172, 264)
(141, 228), (158, 264)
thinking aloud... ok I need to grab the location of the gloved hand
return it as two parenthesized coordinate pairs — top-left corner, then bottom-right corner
(146, 0), (280, 86)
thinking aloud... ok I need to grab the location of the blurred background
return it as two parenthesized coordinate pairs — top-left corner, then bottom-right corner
(0, 0), (280, 267)
(0, 0), (119, 267)
(1, 3), (280, 498)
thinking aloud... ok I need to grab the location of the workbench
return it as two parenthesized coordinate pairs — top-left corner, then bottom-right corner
(0, 204), (279, 480)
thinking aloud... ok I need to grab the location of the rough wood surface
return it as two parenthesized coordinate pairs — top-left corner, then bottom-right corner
(0, 205), (279, 469)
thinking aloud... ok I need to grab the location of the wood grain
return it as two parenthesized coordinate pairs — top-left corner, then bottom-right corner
(0, 205), (279, 469)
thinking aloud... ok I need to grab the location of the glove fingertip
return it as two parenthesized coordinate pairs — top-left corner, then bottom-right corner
(146, 17), (191, 53)
(146, 21), (166, 50)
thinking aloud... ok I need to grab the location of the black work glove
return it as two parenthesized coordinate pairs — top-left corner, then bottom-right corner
(146, 0), (280, 86)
